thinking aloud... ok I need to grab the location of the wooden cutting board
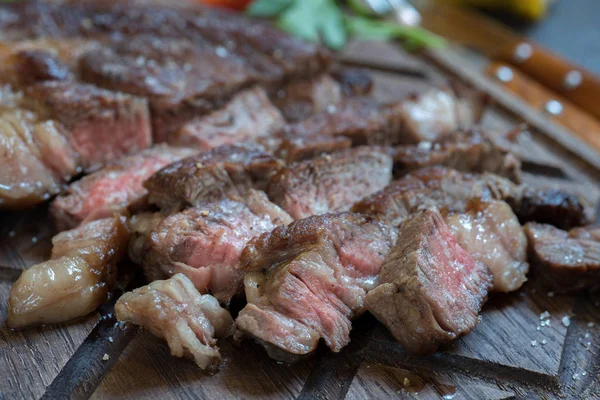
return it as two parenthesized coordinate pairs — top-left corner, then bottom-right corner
(2, 41), (600, 400)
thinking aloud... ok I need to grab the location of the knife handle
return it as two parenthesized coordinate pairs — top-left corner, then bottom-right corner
(496, 41), (600, 121)
(486, 61), (600, 152)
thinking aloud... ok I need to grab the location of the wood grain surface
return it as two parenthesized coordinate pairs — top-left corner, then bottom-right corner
(1, 40), (600, 400)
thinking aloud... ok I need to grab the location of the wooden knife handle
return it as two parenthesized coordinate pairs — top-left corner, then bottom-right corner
(486, 61), (600, 152)
(496, 41), (600, 121)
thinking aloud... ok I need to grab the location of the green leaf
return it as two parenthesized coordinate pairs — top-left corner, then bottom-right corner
(320, 0), (347, 50)
(346, 15), (446, 50)
(246, 0), (294, 17)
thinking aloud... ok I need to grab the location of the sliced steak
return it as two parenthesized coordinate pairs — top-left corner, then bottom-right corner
(268, 147), (393, 219)
(51, 145), (195, 231)
(353, 166), (589, 229)
(366, 208), (492, 354)
(282, 87), (483, 149)
(115, 273), (233, 370)
(24, 81), (152, 170)
(170, 87), (285, 150)
(8, 216), (129, 328)
(271, 74), (342, 122)
(524, 223), (600, 292)
(145, 143), (282, 212)
(0, 38), (100, 85)
(393, 129), (522, 183)
(236, 213), (397, 359)
(143, 190), (292, 302)
(0, 109), (76, 208)
(446, 200), (529, 293)
(80, 35), (259, 143)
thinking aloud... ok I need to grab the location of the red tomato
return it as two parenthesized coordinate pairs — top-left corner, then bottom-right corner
(197, 0), (252, 11)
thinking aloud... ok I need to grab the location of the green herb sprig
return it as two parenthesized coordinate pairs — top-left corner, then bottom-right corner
(247, 0), (445, 51)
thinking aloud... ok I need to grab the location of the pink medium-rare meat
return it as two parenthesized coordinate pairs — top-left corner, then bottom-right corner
(24, 81), (152, 171)
(267, 147), (393, 219)
(353, 166), (590, 229)
(143, 190), (292, 302)
(170, 87), (285, 150)
(270, 74), (342, 122)
(365, 208), (493, 354)
(8, 216), (129, 328)
(446, 200), (529, 293)
(393, 129), (522, 183)
(524, 223), (600, 293)
(115, 273), (233, 370)
(51, 145), (196, 231)
(145, 143), (282, 212)
(236, 213), (398, 359)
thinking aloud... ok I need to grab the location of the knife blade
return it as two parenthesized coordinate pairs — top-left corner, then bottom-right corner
(412, 0), (600, 121)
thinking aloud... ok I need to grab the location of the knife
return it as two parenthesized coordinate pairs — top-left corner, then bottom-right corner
(412, 0), (600, 121)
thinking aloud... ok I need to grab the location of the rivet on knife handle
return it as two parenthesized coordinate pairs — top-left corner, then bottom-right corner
(498, 41), (600, 121)
(487, 62), (600, 152)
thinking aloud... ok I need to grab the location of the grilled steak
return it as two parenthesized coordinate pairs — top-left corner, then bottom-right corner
(143, 190), (292, 302)
(524, 223), (600, 292)
(353, 166), (589, 229)
(393, 129), (522, 183)
(128, 211), (165, 267)
(80, 35), (259, 143)
(366, 208), (493, 354)
(0, 38), (100, 85)
(8, 216), (129, 329)
(281, 87), (483, 149)
(268, 147), (393, 219)
(145, 143), (282, 212)
(170, 87), (285, 150)
(446, 200), (529, 293)
(271, 74), (342, 122)
(115, 273), (233, 370)
(236, 213), (397, 359)
(51, 145), (195, 231)
(24, 81), (152, 170)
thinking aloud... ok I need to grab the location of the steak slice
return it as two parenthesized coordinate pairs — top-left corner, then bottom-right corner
(271, 74), (342, 122)
(236, 213), (397, 359)
(145, 143), (282, 212)
(353, 166), (589, 229)
(524, 223), (600, 293)
(170, 87), (285, 150)
(0, 38), (100, 85)
(51, 145), (195, 231)
(0, 109), (76, 208)
(128, 211), (165, 268)
(267, 147), (393, 219)
(393, 129), (522, 183)
(115, 273), (233, 370)
(366, 208), (492, 354)
(24, 81), (152, 170)
(8, 216), (129, 328)
(143, 190), (292, 302)
(281, 87), (483, 148)
(446, 200), (529, 293)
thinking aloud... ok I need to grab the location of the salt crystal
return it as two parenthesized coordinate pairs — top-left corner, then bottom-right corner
(403, 378), (410, 387)
(562, 316), (571, 327)
(582, 372), (588, 376)
(215, 46), (228, 57)
(585, 333), (590, 339)
(536, 326), (541, 331)
(108, 336), (114, 343)
(541, 339), (547, 345)
(102, 354), (110, 361)
(540, 311), (551, 320)
(31, 236), (38, 244)
(8, 230), (15, 237)
(588, 322), (595, 328)
(531, 340), (537, 347)
(547, 292), (554, 297)
(417, 141), (432, 150)
(573, 373), (580, 380)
